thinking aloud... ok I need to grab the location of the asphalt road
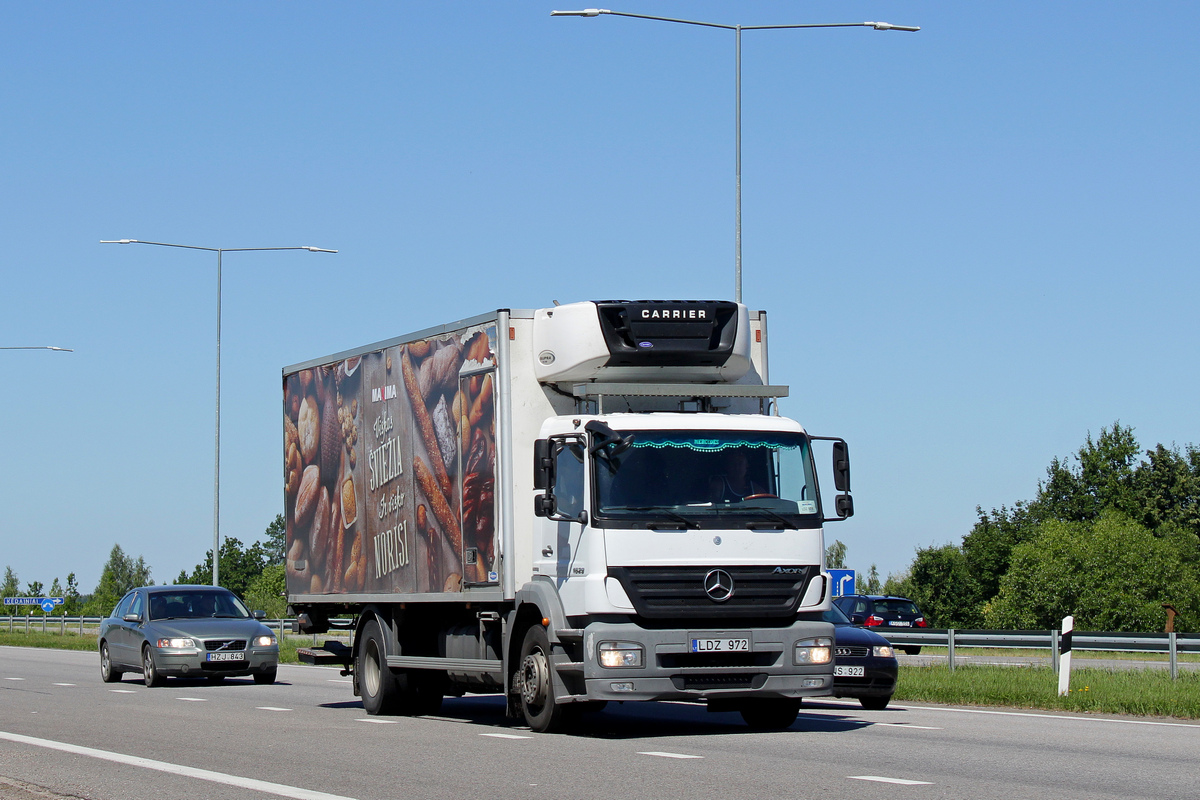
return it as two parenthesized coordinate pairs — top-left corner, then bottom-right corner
(2, 645), (1198, 800)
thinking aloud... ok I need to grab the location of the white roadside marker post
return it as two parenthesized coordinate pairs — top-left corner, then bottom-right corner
(1057, 615), (1074, 697)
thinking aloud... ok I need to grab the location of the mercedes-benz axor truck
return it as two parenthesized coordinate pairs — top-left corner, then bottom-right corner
(283, 300), (854, 731)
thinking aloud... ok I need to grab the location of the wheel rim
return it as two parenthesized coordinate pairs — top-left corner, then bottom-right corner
(363, 640), (381, 698)
(143, 650), (154, 680)
(520, 647), (549, 708)
(101, 645), (110, 675)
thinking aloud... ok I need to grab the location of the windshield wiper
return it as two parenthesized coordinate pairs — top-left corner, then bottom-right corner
(741, 508), (799, 530)
(622, 506), (701, 529)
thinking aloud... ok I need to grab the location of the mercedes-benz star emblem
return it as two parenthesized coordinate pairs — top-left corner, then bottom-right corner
(704, 569), (734, 602)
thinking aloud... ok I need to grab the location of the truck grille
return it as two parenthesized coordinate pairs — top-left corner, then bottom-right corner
(672, 673), (766, 691)
(608, 566), (814, 619)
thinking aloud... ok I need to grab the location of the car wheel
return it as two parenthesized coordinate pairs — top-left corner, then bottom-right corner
(100, 642), (123, 683)
(142, 646), (165, 687)
(517, 625), (568, 733)
(860, 694), (892, 710)
(254, 667), (277, 685)
(902, 646), (922, 656)
(357, 619), (400, 715)
(740, 698), (801, 730)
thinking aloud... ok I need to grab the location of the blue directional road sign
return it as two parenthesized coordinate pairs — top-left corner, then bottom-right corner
(3, 597), (64, 613)
(828, 569), (855, 597)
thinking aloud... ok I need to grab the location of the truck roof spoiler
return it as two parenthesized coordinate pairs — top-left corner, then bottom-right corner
(572, 382), (789, 413)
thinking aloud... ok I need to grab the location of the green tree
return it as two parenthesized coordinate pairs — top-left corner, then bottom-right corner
(243, 563), (287, 619)
(62, 573), (82, 616)
(985, 511), (1200, 632)
(48, 578), (63, 615)
(263, 514), (286, 566)
(2, 566), (18, 598)
(176, 537), (268, 598)
(88, 544), (152, 616)
(961, 501), (1038, 603)
(891, 543), (980, 628)
(825, 539), (847, 569)
(856, 564), (881, 594)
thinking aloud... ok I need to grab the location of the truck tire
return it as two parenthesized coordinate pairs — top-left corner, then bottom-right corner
(100, 642), (123, 683)
(358, 619), (401, 715)
(739, 698), (800, 730)
(517, 625), (567, 733)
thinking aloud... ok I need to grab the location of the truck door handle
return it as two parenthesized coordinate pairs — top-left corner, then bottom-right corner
(542, 546), (553, 557)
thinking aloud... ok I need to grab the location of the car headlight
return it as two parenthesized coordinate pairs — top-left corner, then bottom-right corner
(156, 638), (195, 649)
(254, 635), (277, 647)
(874, 645), (894, 658)
(794, 637), (833, 665)
(598, 641), (644, 668)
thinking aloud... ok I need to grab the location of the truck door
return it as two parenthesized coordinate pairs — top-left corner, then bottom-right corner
(533, 436), (588, 585)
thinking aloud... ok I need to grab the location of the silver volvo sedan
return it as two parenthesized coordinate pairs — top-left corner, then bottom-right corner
(98, 585), (279, 686)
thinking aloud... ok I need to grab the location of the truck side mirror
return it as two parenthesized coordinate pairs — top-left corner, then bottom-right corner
(836, 493), (854, 518)
(533, 439), (553, 490)
(832, 440), (851, 492)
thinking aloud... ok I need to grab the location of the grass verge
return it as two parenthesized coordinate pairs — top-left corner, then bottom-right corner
(0, 630), (311, 664)
(896, 664), (1200, 719)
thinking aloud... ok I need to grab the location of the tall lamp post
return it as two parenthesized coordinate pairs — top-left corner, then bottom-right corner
(551, 9), (919, 303)
(101, 239), (338, 587)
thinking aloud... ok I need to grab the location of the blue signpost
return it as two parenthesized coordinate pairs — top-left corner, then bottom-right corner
(828, 569), (855, 598)
(3, 597), (64, 613)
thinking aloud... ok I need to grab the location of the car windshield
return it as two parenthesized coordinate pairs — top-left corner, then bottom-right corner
(593, 430), (819, 528)
(148, 591), (251, 621)
(875, 599), (921, 615)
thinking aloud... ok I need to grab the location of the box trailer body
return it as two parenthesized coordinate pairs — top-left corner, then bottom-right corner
(283, 300), (852, 731)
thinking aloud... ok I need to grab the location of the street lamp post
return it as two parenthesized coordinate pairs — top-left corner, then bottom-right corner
(101, 239), (337, 587)
(551, 9), (919, 303)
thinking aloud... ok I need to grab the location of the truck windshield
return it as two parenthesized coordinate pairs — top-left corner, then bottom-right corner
(593, 431), (819, 528)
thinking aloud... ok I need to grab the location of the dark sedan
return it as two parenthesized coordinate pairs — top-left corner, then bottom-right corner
(98, 585), (279, 686)
(803, 604), (898, 709)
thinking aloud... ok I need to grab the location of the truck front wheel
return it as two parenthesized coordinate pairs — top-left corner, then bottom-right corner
(358, 619), (400, 715)
(518, 625), (566, 733)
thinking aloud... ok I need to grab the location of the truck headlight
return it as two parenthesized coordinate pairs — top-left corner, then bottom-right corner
(254, 635), (277, 647)
(598, 641), (644, 668)
(794, 637), (832, 665)
(874, 645), (894, 658)
(156, 638), (195, 649)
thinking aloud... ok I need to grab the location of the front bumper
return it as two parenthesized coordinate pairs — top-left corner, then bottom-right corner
(830, 658), (897, 699)
(576, 620), (834, 703)
(153, 646), (279, 678)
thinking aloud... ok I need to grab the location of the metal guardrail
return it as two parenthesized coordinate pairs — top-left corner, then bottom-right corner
(880, 628), (1200, 679)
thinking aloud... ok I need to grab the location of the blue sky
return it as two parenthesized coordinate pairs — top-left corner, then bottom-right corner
(3, 2), (1196, 593)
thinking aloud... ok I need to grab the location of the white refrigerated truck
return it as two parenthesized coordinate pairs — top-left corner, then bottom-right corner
(284, 299), (854, 731)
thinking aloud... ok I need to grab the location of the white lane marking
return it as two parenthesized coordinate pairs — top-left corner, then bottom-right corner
(4, 677), (25, 681)
(639, 751), (704, 759)
(257, 707), (292, 712)
(0, 730), (359, 800)
(328, 679), (352, 683)
(877, 723), (943, 730)
(53, 683), (76, 687)
(176, 697), (206, 702)
(850, 776), (934, 785)
(479, 733), (530, 740)
(892, 703), (1200, 729)
(356, 718), (398, 724)
(109, 689), (136, 694)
